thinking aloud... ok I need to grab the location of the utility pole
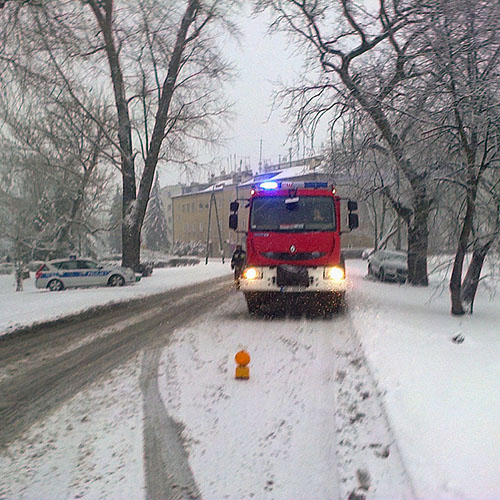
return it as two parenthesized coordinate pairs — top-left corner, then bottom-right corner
(205, 188), (225, 265)
(259, 138), (263, 173)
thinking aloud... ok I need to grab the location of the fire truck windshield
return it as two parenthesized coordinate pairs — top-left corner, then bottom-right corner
(250, 196), (336, 232)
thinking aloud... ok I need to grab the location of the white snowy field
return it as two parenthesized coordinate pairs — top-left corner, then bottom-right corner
(347, 260), (500, 499)
(0, 260), (231, 336)
(1, 259), (499, 499)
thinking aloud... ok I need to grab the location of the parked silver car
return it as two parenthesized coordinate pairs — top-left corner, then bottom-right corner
(35, 257), (137, 291)
(368, 250), (408, 283)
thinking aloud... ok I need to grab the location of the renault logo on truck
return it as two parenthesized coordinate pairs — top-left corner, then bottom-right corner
(289, 244), (296, 254)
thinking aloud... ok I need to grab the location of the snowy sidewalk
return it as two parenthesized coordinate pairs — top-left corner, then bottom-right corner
(0, 261), (231, 336)
(347, 260), (500, 499)
(1, 259), (499, 498)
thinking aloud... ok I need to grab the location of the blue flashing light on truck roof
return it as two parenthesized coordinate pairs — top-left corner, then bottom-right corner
(259, 181), (279, 190)
(257, 180), (331, 191)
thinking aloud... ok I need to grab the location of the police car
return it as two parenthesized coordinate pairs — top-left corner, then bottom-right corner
(35, 257), (137, 291)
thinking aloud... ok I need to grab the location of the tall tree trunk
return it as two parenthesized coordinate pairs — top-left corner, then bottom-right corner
(87, 2), (137, 270)
(14, 226), (23, 292)
(133, 0), (200, 244)
(407, 225), (428, 285)
(461, 205), (499, 312)
(406, 185), (430, 286)
(339, 66), (432, 286)
(122, 221), (141, 271)
(461, 243), (489, 314)
(449, 189), (476, 315)
(88, 0), (201, 272)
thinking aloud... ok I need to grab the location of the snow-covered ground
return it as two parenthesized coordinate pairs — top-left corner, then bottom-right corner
(0, 260), (230, 336)
(1, 259), (499, 499)
(347, 260), (500, 499)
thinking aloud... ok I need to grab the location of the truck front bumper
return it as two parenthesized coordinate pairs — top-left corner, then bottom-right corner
(239, 266), (347, 293)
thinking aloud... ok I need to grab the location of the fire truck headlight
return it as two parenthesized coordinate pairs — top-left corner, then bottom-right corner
(242, 267), (261, 280)
(324, 266), (345, 281)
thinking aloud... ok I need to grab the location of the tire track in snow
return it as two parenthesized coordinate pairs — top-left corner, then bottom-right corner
(156, 292), (417, 499)
(141, 349), (201, 500)
(0, 276), (231, 448)
(140, 281), (233, 500)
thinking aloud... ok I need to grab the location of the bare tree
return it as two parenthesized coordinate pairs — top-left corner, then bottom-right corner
(460, 176), (500, 313)
(0, 86), (113, 262)
(326, 120), (404, 251)
(256, 0), (436, 285)
(0, 0), (237, 270)
(422, 0), (500, 314)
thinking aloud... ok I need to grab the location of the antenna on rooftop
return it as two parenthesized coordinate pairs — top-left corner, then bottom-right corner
(259, 138), (263, 172)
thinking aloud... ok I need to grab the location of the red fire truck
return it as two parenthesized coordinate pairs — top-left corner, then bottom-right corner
(229, 180), (359, 314)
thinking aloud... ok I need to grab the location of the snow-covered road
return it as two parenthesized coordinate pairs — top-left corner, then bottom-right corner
(1, 276), (413, 499)
(1, 259), (499, 499)
(155, 291), (414, 499)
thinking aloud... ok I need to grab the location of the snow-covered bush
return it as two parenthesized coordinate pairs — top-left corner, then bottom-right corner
(171, 240), (205, 257)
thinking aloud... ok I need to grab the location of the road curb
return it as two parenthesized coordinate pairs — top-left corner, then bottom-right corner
(0, 275), (231, 342)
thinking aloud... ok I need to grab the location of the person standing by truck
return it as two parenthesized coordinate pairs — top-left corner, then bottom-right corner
(231, 244), (246, 284)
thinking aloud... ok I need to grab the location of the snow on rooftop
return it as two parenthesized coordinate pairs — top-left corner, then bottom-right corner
(265, 165), (312, 180)
(239, 165), (330, 187)
(197, 178), (236, 193)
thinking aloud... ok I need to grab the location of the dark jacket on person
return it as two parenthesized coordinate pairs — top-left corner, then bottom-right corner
(231, 248), (246, 270)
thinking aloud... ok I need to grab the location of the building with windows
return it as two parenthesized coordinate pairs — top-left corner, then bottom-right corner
(159, 183), (184, 248)
(171, 171), (253, 258)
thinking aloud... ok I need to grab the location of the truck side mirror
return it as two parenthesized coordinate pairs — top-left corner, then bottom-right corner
(347, 200), (358, 211)
(229, 213), (238, 230)
(230, 201), (239, 212)
(348, 212), (359, 230)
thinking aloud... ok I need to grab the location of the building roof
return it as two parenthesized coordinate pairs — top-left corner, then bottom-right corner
(172, 177), (239, 198)
(240, 164), (331, 187)
(170, 162), (333, 198)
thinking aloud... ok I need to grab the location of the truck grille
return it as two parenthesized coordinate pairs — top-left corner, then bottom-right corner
(276, 265), (310, 287)
(261, 251), (325, 261)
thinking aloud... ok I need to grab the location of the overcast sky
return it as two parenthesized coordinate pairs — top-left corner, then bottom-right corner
(222, 8), (300, 169)
(162, 6), (314, 186)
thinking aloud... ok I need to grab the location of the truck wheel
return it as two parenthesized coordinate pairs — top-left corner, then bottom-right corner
(323, 291), (345, 315)
(245, 293), (261, 315)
